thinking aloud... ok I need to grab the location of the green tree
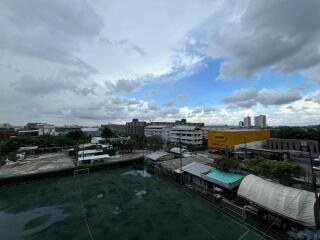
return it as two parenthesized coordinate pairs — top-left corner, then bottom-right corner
(146, 136), (163, 151)
(66, 130), (88, 142)
(7, 152), (17, 162)
(101, 126), (115, 138)
(124, 138), (138, 152)
(245, 157), (305, 186)
(213, 157), (240, 171)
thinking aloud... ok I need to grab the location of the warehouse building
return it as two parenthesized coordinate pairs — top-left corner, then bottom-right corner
(208, 129), (270, 151)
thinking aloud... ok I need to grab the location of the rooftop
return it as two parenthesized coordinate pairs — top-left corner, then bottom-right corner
(206, 170), (244, 184)
(146, 151), (172, 161)
(171, 125), (201, 131)
(78, 154), (110, 161)
(78, 149), (103, 155)
(181, 162), (212, 177)
(145, 125), (167, 129)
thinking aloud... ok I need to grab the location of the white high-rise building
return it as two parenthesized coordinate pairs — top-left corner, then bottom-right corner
(254, 115), (267, 128)
(243, 116), (251, 128)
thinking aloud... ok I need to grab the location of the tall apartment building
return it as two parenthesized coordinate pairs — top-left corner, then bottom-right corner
(243, 116), (251, 128)
(126, 119), (146, 139)
(170, 125), (204, 146)
(239, 121), (244, 128)
(254, 115), (267, 128)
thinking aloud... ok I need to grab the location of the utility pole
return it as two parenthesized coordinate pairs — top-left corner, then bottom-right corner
(244, 137), (247, 160)
(179, 141), (182, 185)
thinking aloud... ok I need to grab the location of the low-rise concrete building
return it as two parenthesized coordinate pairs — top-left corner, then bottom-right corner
(170, 125), (204, 146)
(81, 127), (101, 137)
(38, 124), (56, 136)
(144, 125), (167, 138)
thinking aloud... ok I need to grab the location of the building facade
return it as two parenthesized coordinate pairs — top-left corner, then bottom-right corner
(266, 138), (319, 155)
(243, 116), (251, 128)
(208, 129), (270, 150)
(144, 125), (167, 138)
(38, 124), (56, 135)
(254, 115), (267, 128)
(101, 124), (126, 134)
(81, 127), (101, 137)
(170, 125), (204, 146)
(126, 119), (146, 139)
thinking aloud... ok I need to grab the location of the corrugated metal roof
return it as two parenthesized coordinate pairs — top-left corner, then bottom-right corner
(238, 174), (316, 227)
(78, 149), (103, 155)
(78, 154), (110, 161)
(17, 146), (39, 151)
(170, 147), (187, 154)
(181, 162), (212, 177)
(146, 151), (171, 161)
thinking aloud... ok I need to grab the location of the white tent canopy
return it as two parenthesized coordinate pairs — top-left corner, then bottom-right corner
(238, 174), (316, 227)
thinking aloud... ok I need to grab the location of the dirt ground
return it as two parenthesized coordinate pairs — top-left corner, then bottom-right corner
(0, 152), (75, 178)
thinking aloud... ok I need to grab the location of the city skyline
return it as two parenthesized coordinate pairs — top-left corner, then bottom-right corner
(1, 1), (320, 126)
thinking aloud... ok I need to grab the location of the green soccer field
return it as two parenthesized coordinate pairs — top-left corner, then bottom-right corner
(0, 166), (265, 240)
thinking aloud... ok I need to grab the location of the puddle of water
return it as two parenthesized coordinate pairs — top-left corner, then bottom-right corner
(0, 205), (69, 240)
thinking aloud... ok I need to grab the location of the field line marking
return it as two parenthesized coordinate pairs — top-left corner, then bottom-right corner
(238, 230), (249, 240)
(180, 211), (218, 240)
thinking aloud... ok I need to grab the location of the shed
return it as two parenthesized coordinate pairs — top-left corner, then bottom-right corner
(146, 151), (174, 162)
(181, 162), (213, 177)
(17, 146), (38, 154)
(238, 174), (316, 227)
(170, 147), (187, 156)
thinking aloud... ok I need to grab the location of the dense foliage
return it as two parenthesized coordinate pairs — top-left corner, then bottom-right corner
(112, 138), (139, 152)
(0, 131), (90, 158)
(244, 157), (305, 186)
(271, 125), (320, 142)
(213, 157), (240, 171)
(145, 136), (163, 151)
(101, 126), (115, 138)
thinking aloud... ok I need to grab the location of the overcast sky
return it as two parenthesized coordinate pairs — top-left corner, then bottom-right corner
(1, 0), (320, 126)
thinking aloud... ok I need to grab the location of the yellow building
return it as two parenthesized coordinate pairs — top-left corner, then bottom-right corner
(208, 129), (270, 150)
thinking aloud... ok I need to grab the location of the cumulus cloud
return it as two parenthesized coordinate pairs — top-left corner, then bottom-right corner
(306, 91), (320, 104)
(106, 79), (142, 94)
(0, 0), (102, 71)
(147, 102), (160, 111)
(202, 0), (320, 83)
(165, 94), (188, 107)
(13, 75), (79, 96)
(224, 88), (302, 108)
